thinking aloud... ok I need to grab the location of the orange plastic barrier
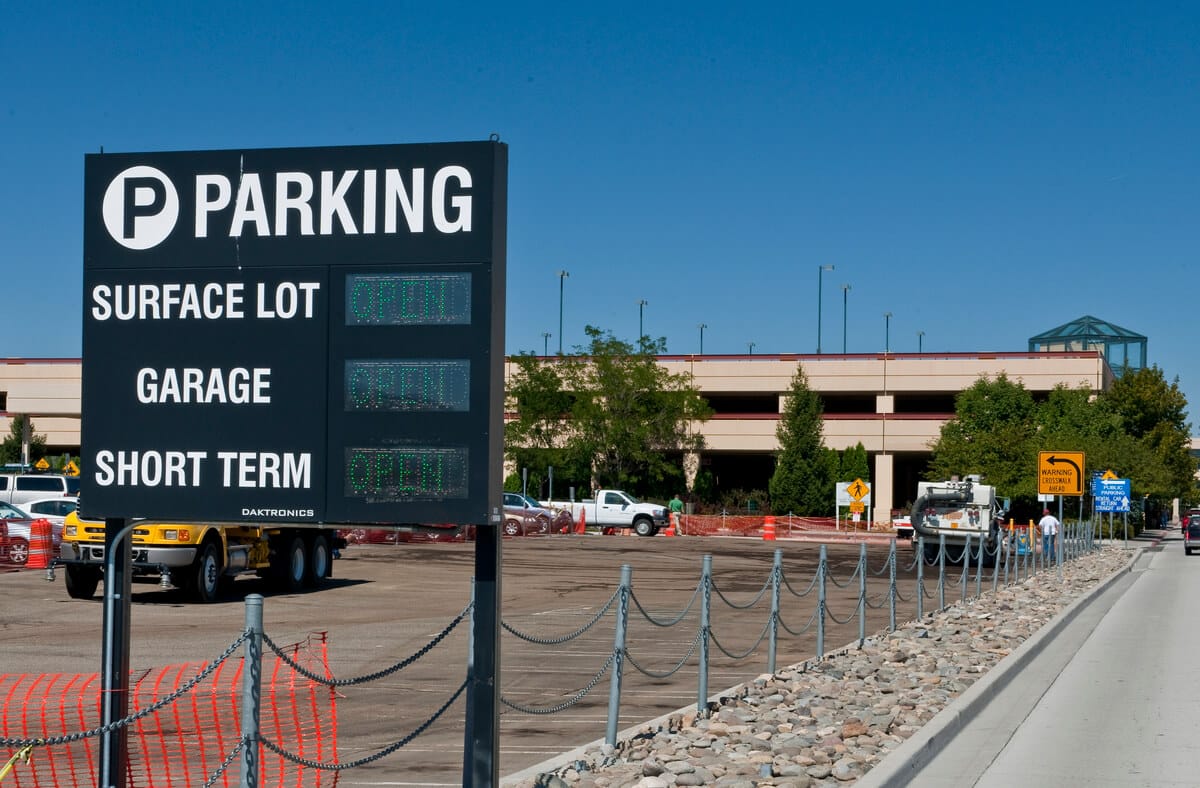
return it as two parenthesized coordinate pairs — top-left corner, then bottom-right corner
(25, 519), (52, 570)
(0, 633), (337, 787)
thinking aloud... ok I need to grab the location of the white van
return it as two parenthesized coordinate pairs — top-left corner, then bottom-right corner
(0, 474), (81, 506)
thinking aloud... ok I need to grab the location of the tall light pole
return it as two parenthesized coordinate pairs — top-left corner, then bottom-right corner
(557, 270), (569, 354)
(747, 341), (756, 355)
(541, 332), (551, 356)
(817, 264), (834, 353)
(841, 284), (851, 353)
(637, 299), (648, 342)
(884, 312), (893, 353)
(698, 323), (707, 354)
(917, 330), (924, 353)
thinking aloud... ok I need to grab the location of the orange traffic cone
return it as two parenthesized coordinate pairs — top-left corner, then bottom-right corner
(27, 518), (52, 570)
(664, 514), (677, 537)
(762, 515), (777, 541)
(575, 509), (587, 535)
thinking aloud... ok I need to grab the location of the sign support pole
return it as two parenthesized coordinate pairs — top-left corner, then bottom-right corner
(100, 517), (131, 788)
(463, 524), (501, 787)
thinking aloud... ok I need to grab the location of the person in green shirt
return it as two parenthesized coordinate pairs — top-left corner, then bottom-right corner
(668, 494), (684, 534)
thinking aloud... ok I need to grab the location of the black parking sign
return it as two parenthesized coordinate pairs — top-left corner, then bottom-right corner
(82, 141), (507, 524)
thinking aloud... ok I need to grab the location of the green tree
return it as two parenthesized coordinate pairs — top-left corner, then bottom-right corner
(927, 374), (1038, 498)
(0, 415), (46, 466)
(505, 327), (711, 493)
(839, 442), (870, 483)
(769, 366), (835, 515)
(1101, 367), (1195, 503)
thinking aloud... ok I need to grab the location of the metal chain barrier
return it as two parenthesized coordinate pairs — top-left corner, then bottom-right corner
(781, 566), (819, 598)
(778, 604), (819, 636)
(201, 737), (245, 788)
(824, 597), (859, 626)
(0, 629), (250, 749)
(630, 581), (701, 627)
(501, 650), (616, 714)
(825, 560), (861, 589)
(261, 601), (470, 687)
(710, 574), (771, 610)
(259, 679), (467, 770)
(502, 590), (618, 644)
(710, 617), (772, 660)
(626, 632), (702, 679)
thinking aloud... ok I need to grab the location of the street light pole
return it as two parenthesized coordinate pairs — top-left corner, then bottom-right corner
(637, 299), (648, 343)
(557, 270), (569, 354)
(841, 284), (851, 353)
(917, 330), (924, 353)
(747, 341), (756, 355)
(541, 332), (551, 356)
(884, 312), (893, 353)
(817, 264), (834, 353)
(698, 323), (707, 354)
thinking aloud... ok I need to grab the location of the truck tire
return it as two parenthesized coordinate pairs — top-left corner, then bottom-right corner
(272, 534), (307, 593)
(65, 564), (101, 599)
(187, 541), (223, 603)
(305, 533), (330, 588)
(633, 517), (656, 537)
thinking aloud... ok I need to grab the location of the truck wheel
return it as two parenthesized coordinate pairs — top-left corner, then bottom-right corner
(65, 564), (101, 599)
(188, 542), (223, 603)
(305, 533), (330, 588)
(633, 517), (655, 537)
(272, 534), (307, 593)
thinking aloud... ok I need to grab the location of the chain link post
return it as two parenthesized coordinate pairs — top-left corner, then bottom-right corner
(857, 542), (867, 647)
(887, 539), (897, 632)
(239, 594), (264, 788)
(938, 533), (946, 611)
(605, 565), (631, 747)
(961, 533), (971, 604)
(915, 536), (924, 620)
(817, 545), (827, 657)
(768, 549), (781, 674)
(697, 555), (712, 717)
(975, 535), (983, 599)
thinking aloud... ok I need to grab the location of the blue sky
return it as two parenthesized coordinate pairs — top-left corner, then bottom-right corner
(3, 2), (1198, 423)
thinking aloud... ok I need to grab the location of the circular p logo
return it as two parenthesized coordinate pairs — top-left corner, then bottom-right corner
(102, 166), (180, 250)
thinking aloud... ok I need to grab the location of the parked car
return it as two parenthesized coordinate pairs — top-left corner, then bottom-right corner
(0, 474), (80, 506)
(0, 501), (58, 565)
(503, 492), (554, 537)
(21, 496), (79, 527)
(1185, 516), (1200, 555)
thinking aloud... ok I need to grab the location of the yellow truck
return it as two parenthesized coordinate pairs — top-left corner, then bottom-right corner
(58, 512), (345, 602)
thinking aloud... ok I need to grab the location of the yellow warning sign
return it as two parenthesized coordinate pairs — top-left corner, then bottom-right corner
(848, 478), (870, 501)
(34, 458), (50, 471)
(1038, 451), (1085, 496)
(64, 460), (80, 476)
(849, 502), (865, 513)
(1101, 469), (1118, 480)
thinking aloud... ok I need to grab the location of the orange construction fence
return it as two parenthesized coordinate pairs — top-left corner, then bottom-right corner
(0, 633), (338, 788)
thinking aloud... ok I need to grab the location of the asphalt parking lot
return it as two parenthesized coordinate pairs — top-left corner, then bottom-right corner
(0, 533), (921, 786)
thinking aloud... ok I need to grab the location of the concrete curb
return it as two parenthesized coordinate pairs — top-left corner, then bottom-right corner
(852, 546), (1143, 788)
(501, 547), (1141, 787)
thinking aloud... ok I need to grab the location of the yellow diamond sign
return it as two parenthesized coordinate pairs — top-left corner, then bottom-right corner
(1101, 469), (1118, 481)
(848, 478), (870, 502)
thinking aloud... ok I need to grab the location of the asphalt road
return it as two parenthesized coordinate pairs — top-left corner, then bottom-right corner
(912, 532), (1190, 788)
(0, 532), (924, 786)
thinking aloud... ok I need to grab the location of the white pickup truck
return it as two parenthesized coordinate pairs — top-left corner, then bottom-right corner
(543, 490), (669, 537)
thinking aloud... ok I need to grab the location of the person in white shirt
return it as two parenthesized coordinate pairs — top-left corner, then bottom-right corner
(1039, 509), (1060, 561)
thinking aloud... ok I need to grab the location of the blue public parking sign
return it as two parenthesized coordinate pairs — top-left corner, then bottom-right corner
(1093, 478), (1132, 513)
